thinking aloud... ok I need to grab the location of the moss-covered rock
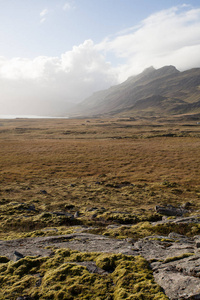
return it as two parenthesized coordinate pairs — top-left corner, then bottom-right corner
(0, 249), (168, 299)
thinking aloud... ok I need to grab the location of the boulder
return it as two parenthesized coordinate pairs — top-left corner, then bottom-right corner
(13, 250), (24, 261)
(155, 205), (188, 216)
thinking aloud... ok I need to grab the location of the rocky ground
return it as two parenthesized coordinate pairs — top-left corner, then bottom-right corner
(1, 215), (200, 299)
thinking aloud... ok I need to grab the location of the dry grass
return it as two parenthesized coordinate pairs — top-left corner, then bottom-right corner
(0, 117), (200, 238)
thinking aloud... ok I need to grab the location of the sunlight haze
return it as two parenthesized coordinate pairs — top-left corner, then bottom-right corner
(0, 0), (200, 116)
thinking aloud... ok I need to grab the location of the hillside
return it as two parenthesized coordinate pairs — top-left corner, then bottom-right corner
(74, 66), (200, 117)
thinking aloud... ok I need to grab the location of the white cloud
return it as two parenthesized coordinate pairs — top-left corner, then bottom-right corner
(63, 1), (75, 11)
(1, 5), (200, 115)
(40, 8), (48, 23)
(40, 8), (48, 17)
(98, 5), (200, 81)
(0, 40), (118, 115)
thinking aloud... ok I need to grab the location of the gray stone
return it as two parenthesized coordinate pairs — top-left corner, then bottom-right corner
(74, 211), (80, 218)
(181, 202), (192, 209)
(40, 190), (47, 194)
(86, 207), (98, 212)
(2, 215), (200, 299)
(152, 254), (200, 300)
(0, 233), (138, 260)
(52, 211), (74, 219)
(134, 236), (195, 261)
(68, 261), (109, 275)
(155, 205), (188, 216)
(154, 268), (200, 300)
(13, 250), (24, 261)
(195, 240), (200, 248)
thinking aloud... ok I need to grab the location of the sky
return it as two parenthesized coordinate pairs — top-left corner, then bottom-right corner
(0, 0), (200, 116)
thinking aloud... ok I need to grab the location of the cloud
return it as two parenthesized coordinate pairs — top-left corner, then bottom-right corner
(40, 8), (48, 23)
(63, 2), (75, 11)
(98, 5), (200, 81)
(0, 5), (200, 115)
(0, 40), (118, 115)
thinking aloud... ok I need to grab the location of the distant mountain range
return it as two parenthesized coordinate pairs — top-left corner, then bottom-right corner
(73, 65), (200, 118)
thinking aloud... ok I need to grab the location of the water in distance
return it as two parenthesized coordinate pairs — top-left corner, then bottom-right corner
(0, 115), (68, 119)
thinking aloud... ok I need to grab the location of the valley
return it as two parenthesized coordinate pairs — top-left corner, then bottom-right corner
(0, 116), (200, 299)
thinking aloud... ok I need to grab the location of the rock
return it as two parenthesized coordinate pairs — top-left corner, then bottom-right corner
(152, 215), (200, 226)
(13, 250), (24, 261)
(155, 205), (188, 216)
(125, 238), (135, 244)
(168, 232), (188, 240)
(52, 211), (66, 216)
(152, 254), (200, 300)
(40, 190), (47, 194)
(101, 207), (106, 210)
(86, 207), (98, 212)
(106, 224), (121, 229)
(181, 202), (192, 209)
(173, 216), (200, 224)
(195, 237), (200, 248)
(0, 239), (54, 260)
(52, 211), (74, 219)
(74, 211), (80, 218)
(27, 204), (35, 211)
(153, 267), (200, 300)
(134, 234), (200, 300)
(69, 261), (109, 275)
(0, 233), (138, 260)
(91, 213), (97, 219)
(65, 204), (75, 210)
(134, 235), (195, 261)
(2, 217), (200, 299)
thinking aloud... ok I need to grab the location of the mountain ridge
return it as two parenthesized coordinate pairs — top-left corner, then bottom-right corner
(73, 65), (200, 117)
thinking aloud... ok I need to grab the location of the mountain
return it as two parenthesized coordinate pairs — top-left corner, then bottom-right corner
(73, 65), (200, 117)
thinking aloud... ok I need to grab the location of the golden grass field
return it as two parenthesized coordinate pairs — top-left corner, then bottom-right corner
(0, 116), (200, 239)
(0, 116), (200, 299)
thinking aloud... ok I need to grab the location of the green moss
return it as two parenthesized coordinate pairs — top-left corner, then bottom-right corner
(0, 226), (78, 241)
(67, 251), (98, 262)
(99, 220), (200, 241)
(111, 255), (168, 300)
(0, 249), (169, 299)
(164, 253), (194, 263)
(0, 256), (9, 263)
(104, 212), (139, 224)
(3, 215), (200, 242)
(101, 212), (162, 226)
(96, 253), (119, 271)
(149, 238), (174, 242)
(103, 221), (154, 240)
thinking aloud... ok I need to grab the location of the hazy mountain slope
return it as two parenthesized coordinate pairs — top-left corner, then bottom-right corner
(75, 66), (200, 117)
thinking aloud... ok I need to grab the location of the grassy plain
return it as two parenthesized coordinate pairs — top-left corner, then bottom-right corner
(0, 116), (200, 239)
(0, 116), (200, 299)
